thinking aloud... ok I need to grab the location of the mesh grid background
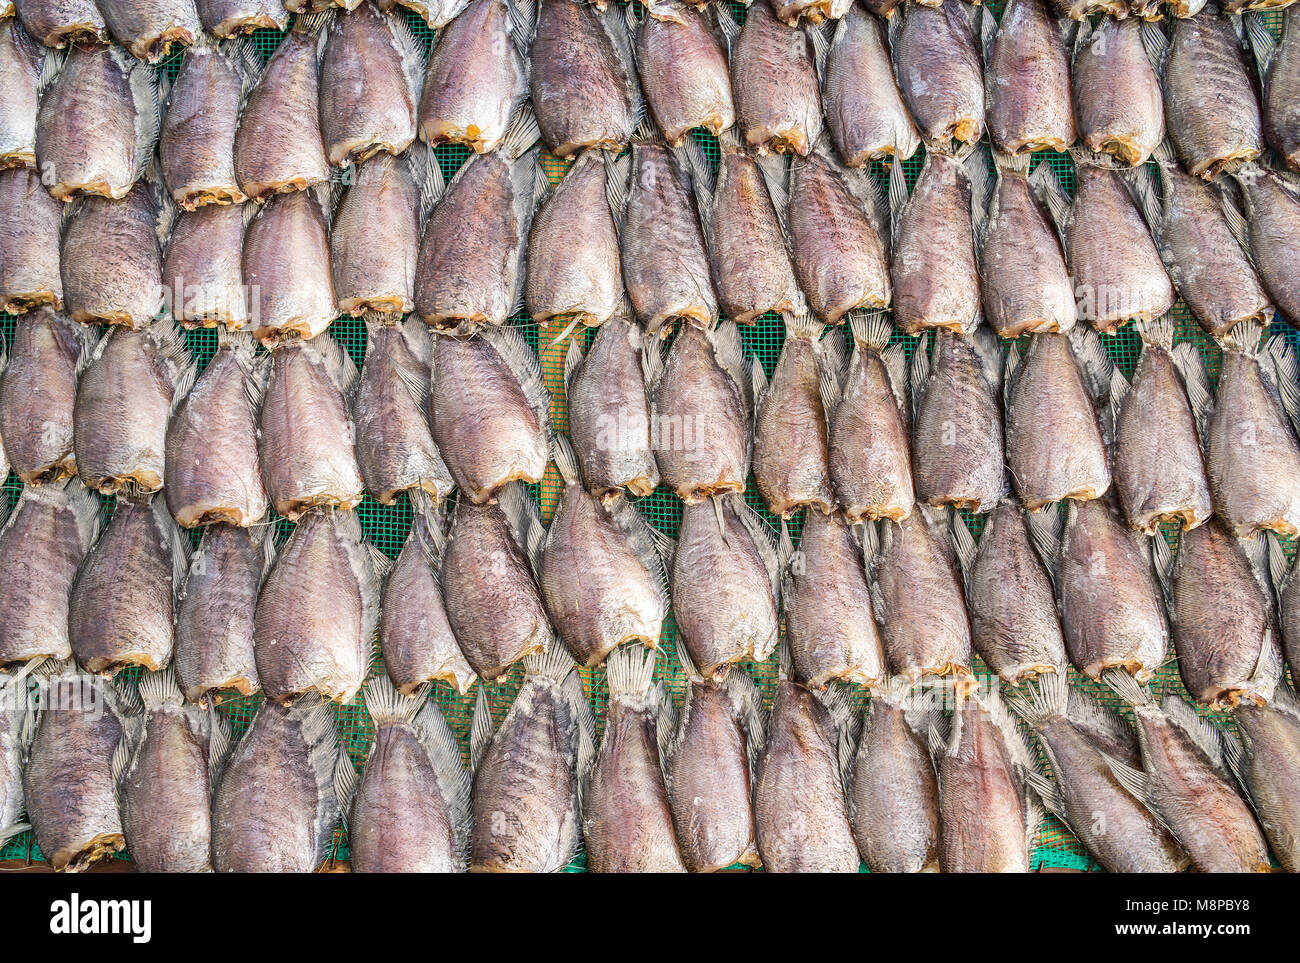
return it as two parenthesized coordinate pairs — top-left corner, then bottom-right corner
(1, 0), (1294, 872)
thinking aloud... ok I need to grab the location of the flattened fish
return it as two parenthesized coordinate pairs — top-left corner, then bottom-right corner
(910, 325), (1007, 512)
(159, 40), (247, 209)
(99, 0), (200, 63)
(174, 523), (270, 703)
(984, 0), (1075, 155)
(1250, 8), (1300, 171)
(418, 0), (529, 153)
(211, 695), (351, 873)
(428, 325), (550, 504)
(73, 320), (194, 495)
(162, 201), (249, 327)
(752, 310), (835, 516)
(822, 3), (920, 166)
(892, 0), (984, 148)
(582, 645), (684, 873)
(469, 647), (594, 872)
(730, 0), (821, 155)
(635, 0), (734, 146)
(1225, 685), (1300, 873)
(563, 313), (659, 497)
(195, 0), (286, 37)
(0, 480), (98, 666)
(672, 495), (779, 680)
(1007, 674), (1188, 873)
(0, 307), (90, 483)
(319, 3), (422, 166)
(164, 328), (269, 528)
(0, 166), (63, 312)
(649, 320), (752, 501)
(351, 676), (471, 873)
(258, 334), (364, 519)
(541, 436), (668, 667)
(61, 179), (166, 327)
(254, 508), (384, 705)
(1233, 163), (1300, 329)
(1071, 16), (1164, 167)
(354, 316), (453, 506)
(0, 17), (44, 169)
(35, 41), (157, 200)
(243, 186), (337, 344)
(12, 0), (107, 46)
(442, 483), (553, 681)
(380, 493), (474, 696)
(530, 0), (640, 157)
(1111, 321), (1212, 533)
(0, 667), (32, 848)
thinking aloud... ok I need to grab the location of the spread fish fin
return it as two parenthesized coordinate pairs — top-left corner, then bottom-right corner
(469, 686), (494, 772)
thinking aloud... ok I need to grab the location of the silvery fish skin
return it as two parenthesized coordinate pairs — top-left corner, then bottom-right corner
(428, 326), (550, 504)
(469, 649), (594, 872)
(1260, 8), (1300, 170)
(164, 330), (269, 528)
(672, 497), (779, 680)
(1226, 688), (1300, 873)
(1072, 17), (1164, 167)
(890, 152), (980, 335)
(1205, 335), (1300, 538)
(787, 143), (891, 324)
(960, 501), (1067, 684)
(849, 682), (940, 873)
(1007, 677), (1188, 873)
(0, 18), (43, 169)
(1150, 161), (1270, 336)
(35, 42), (156, 200)
(1164, 7), (1263, 179)
(636, 1), (733, 147)
(910, 327), (1007, 512)
(753, 314), (834, 516)
(822, 3), (920, 166)
(354, 317), (453, 506)
(73, 321), (193, 495)
(1064, 163), (1173, 332)
(380, 495), (475, 696)
(163, 203), (248, 327)
(754, 679), (859, 873)
(258, 335), (364, 519)
(870, 507), (974, 684)
(1004, 332), (1111, 510)
(979, 164), (1076, 338)
(61, 181), (165, 327)
(212, 696), (348, 873)
(1058, 497), (1169, 681)
(985, 0), (1075, 155)
(233, 18), (330, 200)
(24, 666), (125, 871)
(243, 188), (337, 344)
(320, 4), (422, 166)
(0, 308), (89, 483)
(254, 508), (382, 705)
(99, 0), (200, 63)
(196, 0), (286, 37)
(116, 670), (225, 873)
(541, 445), (667, 667)
(531, 0), (639, 158)
(1170, 518), (1283, 707)
(1106, 676), (1271, 873)
(418, 0), (528, 153)
(351, 676), (470, 873)
(174, 523), (266, 703)
(1113, 333), (1212, 533)
(68, 496), (183, 675)
(0, 481), (98, 666)
(614, 140), (717, 333)
(664, 663), (762, 871)
(784, 510), (887, 688)
(564, 313), (659, 497)
(696, 140), (802, 324)
(649, 321), (752, 501)
(893, 0), (984, 148)
(0, 167), (64, 312)
(442, 485), (553, 681)
(1235, 165), (1300, 328)
(159, 43), (246, 210)
(830, 314), (913, 522)
(526, 150), (623, 328)
(582, 646), (684, 873)
(13, 0), (107, 46)
(0, 670), (29, 846)
(937, 692), (1038, 874)
(732, 1), (821, 155)
(377, 0), (470, 28)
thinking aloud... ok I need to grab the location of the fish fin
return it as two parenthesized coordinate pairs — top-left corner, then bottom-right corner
(1161, 692), (1228, 773)
(1068, 684), (1138, 753)
(1267, 531), (1293, 599)
(385, 7), (426, 103)
(499, 104), (541, 160)
(1023, 503), (1062, 570)
(677, 130), (716, 234)
(710, 318), (750, 400)
(551, 432), (580, 486)
(137, 666), (184, 710)
(732, 495), (781, 604)
(749, 355), (768, 419)
(674, 635), (702, 685)
(1101, 667), (1155, 707)
(965, 149), (991, 232)
(1245, 11), (1275, 88)
(605, 643), (655, 699)
(1101, 750), (1173, 825)
(1134, 312), (1174, 350)
(1218, 187), (1251, 252)
(1126, 161), (1164, 235)
(818, 328), (846, 417)
(1149, 529), (1173, 598)
(1006, 671), (1069, 729)
(562, 333), (584, 396)
(850, 308), (892, 352)
(926, 707), (951, 761)
(305, 331), (360, 404)
(469, 686), (494, 772)
(497, 481), (546, 576)
(755, 150), (791, 233)
(723, 665), (767, 773)
(362, 672), (424, 727)
(783, 306), (822, 342)
(508, 0), (536, 56)
(145, 320), (196, 416)
(1022, 765), (1070, 826)
(1220, 725), (1253, 806)
(417, 141), (446, 222)
(1169, 341), (1213, 440)
(1068, 323), (1115, 412)
(1108, 366), (1131, 439)
(333, 748), (357, 832)
(991, 149), (1030, 176)
(412, 698), (472, 870)
(1001, 340), (1021, 413)
(949, 511), (977, 586)
(568, 667), (597, 783)
(641, 330), (665, 390)
(1139, 17), (1168, 77)
(807, 17), (830, 84)
(607, 494), (671, 614)
(206, 707), (233, 800)
(35, 41), (64, 97)
(480, 324), (551, 434)
(651, 677), (676, 768)
(109, 722), (133, 804)
(599, 0), (644, 137)
(1031, 160), (1070, 240)
(1267, 336), (1300, 436)
(126, 54), (162, 185)
(714, 0), (740, 51)
(604, 151), (630, 238)
(887, 154), (909, 249)
(908, 331), (931, 424)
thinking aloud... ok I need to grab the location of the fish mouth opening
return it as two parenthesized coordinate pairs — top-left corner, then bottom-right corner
(1090, 137), (1147, 169)
(1194, 149), (1263, 182)
(51, 179), (125, 203)
(58, 833), (126, 874)
(0, 152), (37, 170)
(0, 292), (61, 314)
(82, 652), (164, 677)
(1002, 664), (1062, 686)
(181, 505), (260, 529)
(47, 27), (107, 49)
(177, 187), (247, 211)
(340, 296), (414, 317)
(137, 28), (196, 64)
(1005, 138), (1071, 156)
(678, 480), (745, 504)
(1137, 508), (1207, 536)
(16, 460), (77, 488)
(247, 177), (326, 204)
(178, 314), (248, 331)
(191, 676), (258, 706)
(215, 16), (284, 39)
(1090, 659), (1153, 684)
(276, 492), (364, 521)
(93, 473), (163, 498)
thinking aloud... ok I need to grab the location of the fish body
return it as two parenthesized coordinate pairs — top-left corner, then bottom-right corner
(13, 0), (107, 46)
(0, 308), (89, 483)
(0, 166), (63, 312)
(0, 17), (42, 169)
(636, 2), (733, 146)
(1072, 16), (1164, 167)
(986, 0), (1075, 154)
(243, 188), (337, 344)
(99, 0), (200, 62)
(159, 43), (246, 209)
(196, 0), (286, 37)
(61, 181), (165, 327)
(1236, 165), (1300, 328)
(732, 1), (822, 155)
(1226, 689), (1300, 873)
(163, 203), (249, 327)
(893, 0), (985, 148)
(1261, 7), (1300, 170)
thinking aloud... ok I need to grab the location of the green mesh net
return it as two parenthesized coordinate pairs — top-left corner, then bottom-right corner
(1, 1), (1293, 873)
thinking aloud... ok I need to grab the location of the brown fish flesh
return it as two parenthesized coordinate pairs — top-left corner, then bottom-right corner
(159, 42), (247, 209)
(635, 0), (734, 147)
(243, 187), (337, 344)
(61, 180), (165, 327)
(985, 0), (1075, 155)
(162, 202), (249, 327)
(1072, 16), (1164, 167)
(892, 0), (984, 148)
(0, 167), (63, 312)
(731, 0), (822, 155)
(332, 153), (419, 316)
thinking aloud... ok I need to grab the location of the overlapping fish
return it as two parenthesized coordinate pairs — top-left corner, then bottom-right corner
(0, 167), (63, 312)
